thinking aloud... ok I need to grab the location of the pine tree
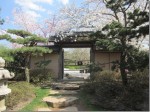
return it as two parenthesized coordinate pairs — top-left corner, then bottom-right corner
(91, 0), (149, 86)
(0, 45), (14, 61)
(0, 30), (51, 82)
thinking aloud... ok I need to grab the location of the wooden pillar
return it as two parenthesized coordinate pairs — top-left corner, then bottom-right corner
(58, 48), (63, 79)
(90, 46), (95, 63)
(62, 49), (64, 79)
(90, 46), (95, 77)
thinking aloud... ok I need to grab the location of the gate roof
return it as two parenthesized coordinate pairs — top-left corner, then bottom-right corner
(54, 41), (95, 48)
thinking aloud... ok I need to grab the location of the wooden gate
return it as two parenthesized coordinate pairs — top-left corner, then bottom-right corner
(56, 41), (95, 79)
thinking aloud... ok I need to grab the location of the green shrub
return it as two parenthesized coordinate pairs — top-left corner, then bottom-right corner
(129, 68), (149, 88)
(94, 71), (117, 80)
(82, 69), (149, 111)
(12, 72), (25, 81)
(82, 81), (97, 94)
(30, 69), (53, 84)
(87, 63), (102, 73)
(120, 69), (149, 110)
(82, 70), (123, 110)
(83, 71), (123, 96)
(6, 81), (35, 109)
(94, 71), (123, 99)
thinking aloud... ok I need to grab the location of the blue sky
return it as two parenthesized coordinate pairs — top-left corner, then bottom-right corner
(0, 0), (83, 47)
(0, 0), (82, 30)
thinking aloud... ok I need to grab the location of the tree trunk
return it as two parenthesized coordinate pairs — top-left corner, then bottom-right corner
(25, 66), (30, 83)
(120, 52), (128, 86)
(25, 55), (30, 83)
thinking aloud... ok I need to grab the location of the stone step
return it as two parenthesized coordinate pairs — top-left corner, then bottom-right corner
(60, 79), (85, 81)
(52, 83), (80, 90)
(37, 107), (52, 111)
(58, 79), (85, 83)
(50, 90), (78, 95)
(62, 81), (85, 85)
(37, 106), (78, 111)
(43, 96), (78, 108)
(54, 80), (85, 87)
(60, 106), (78, 111)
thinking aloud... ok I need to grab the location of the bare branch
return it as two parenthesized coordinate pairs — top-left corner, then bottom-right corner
(114, 11), (120, 23)
(102, 13), (116, 18)
(124, 3), (131, 12)
(120, 5), (127, 27)
(144, 0), (148, 11)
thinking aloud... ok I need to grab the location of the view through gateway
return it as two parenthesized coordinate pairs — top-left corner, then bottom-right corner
(63, 48), (91, 80)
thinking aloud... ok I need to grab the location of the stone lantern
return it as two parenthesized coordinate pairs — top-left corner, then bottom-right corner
(0, 57), (14, 111)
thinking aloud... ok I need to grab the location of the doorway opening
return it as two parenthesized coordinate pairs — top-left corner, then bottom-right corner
(63, 48), (91, 80)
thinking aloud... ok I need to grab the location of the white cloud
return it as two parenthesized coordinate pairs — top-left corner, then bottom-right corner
(14, 0), (54, 20)
(60, 0), (69, 5)
(25, 10), (41, 18)
(15, 0), (46, 11)
(35, 0), (53, 4)
(14, 0), (70, 22)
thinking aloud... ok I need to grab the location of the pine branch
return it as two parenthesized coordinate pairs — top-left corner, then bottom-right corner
(13, 46), (52, 57)
(7, 29), (33, 38)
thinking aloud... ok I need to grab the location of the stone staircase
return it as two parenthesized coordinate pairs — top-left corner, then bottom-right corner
(37, 80), (84, 111)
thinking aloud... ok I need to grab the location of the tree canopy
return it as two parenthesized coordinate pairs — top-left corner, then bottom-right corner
(0, 45), (14, 62)
(90, 0), (149, 86)
(0, 29), (52, 82)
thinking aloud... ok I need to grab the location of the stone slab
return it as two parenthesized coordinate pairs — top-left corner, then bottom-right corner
(53, 84), (80, 90)
(37, 107), (78, 111)
(37, 108), (52, 111)
(61, 81), (85, 85)
(50, 90), (78, 95)
(60, 106), (78, 111)
(43, 96), (78, 108)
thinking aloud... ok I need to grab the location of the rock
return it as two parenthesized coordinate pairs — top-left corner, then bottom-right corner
(37, 107), (78, 111)
(50, 90), (78, 95)
(43, 96), (78, 108)
(53, 84), (80, 90)
(37, 108), (52, 111)
(65, 81), (85, 85)
(60, 106), (78, 111)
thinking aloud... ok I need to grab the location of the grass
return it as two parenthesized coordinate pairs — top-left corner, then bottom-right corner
(64, 65), (86, 70)
(78, 90), (106, 111)
(20, 87), (49, 111)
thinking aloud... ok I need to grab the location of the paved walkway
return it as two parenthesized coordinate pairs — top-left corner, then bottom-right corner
(37, 80), (86, 111)
(64, 69), (90, 79)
